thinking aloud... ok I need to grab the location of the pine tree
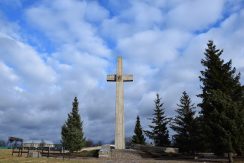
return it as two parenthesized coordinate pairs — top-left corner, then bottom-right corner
(198, 40), (243, 156)
(145, 94), (170, 146)
(61, 97), (85, 152)
(171, 91), (198, 154)
(132, 115), (146, 145)
(234, 85), (244, 155)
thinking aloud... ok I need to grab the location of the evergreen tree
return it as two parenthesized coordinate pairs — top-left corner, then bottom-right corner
(235, 85), (244, 155)
(171, 91), (198, 154)
(145, 94), (170, 146)
(61, 97), (85, 152)
(132, 115), (146, 145)
(198, 40), (243, 156)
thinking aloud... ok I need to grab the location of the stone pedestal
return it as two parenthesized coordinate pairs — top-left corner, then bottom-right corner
(98, 145), (112, 158)
(110, 149), (142, 159)
(99, 145), (143, 160)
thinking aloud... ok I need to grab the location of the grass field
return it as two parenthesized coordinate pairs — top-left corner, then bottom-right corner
(0, 149), (92, 163)
(1, 149), (243, 163)
(0, 149), (188, 163)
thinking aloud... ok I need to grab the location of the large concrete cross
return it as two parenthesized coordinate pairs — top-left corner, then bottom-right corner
(107, 56), (133, 149)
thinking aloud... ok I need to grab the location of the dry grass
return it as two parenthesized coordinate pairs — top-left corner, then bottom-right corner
(1, 149), (244, 163)
(0, 149), (192, 163)
(0, 149), (101, 163)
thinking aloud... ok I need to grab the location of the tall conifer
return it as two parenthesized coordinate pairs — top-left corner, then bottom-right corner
(198, 40), (243, 157)
(145, 94), (170, 146)
(61, 97), (85, 152)
(171, 91), (198, 153)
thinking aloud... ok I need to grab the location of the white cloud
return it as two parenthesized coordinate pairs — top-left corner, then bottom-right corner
(100, 1), (165, 41)
(166, 0), (225, 31)
(0, 34), (56, 84)
(121, 1), (164, 27)
(0, 61), (19, 82)
(84, 1), (109, 23)
(138, 91), (156, 117)
(25, 0), (111, 58)
(0, 14), (20, 40)
(117, 29), (192, 65)
(0, 0), (243, 143)
(101, 17), (138, 42)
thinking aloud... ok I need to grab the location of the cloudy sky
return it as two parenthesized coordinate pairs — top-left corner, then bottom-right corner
(0, 0), (244, 144)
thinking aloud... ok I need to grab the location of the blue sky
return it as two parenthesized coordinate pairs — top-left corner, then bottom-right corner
(0, 0), (244, 143)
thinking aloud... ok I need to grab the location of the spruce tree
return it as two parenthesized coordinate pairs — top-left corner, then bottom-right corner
(132, 115), (146, 145)
(234, 85), (244, 155)
(145, 94), (170, 146)
(171, 91), (198, 154)
(198, 40), (243, 156)
(61, 97), (85, 152)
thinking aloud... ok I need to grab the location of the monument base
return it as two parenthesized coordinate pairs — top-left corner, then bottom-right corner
(99, 145), (144, 159)
(98, 145), (112, 158)
(110, 149), (143, 159)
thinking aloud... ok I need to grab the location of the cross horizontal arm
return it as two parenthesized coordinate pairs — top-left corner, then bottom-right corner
(123, 75), (133, 82)
(107, 74), (116, 82)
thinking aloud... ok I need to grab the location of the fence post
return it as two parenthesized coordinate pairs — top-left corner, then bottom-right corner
(20, 147), (23, 157)
(12, 147), (14, 156)
(18, 147), (20, 157)
(27, 147), (30, 157)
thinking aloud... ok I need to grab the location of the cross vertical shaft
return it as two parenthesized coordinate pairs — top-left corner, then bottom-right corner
(116, 57), (124, 149)
(107, 56), (133, 149)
